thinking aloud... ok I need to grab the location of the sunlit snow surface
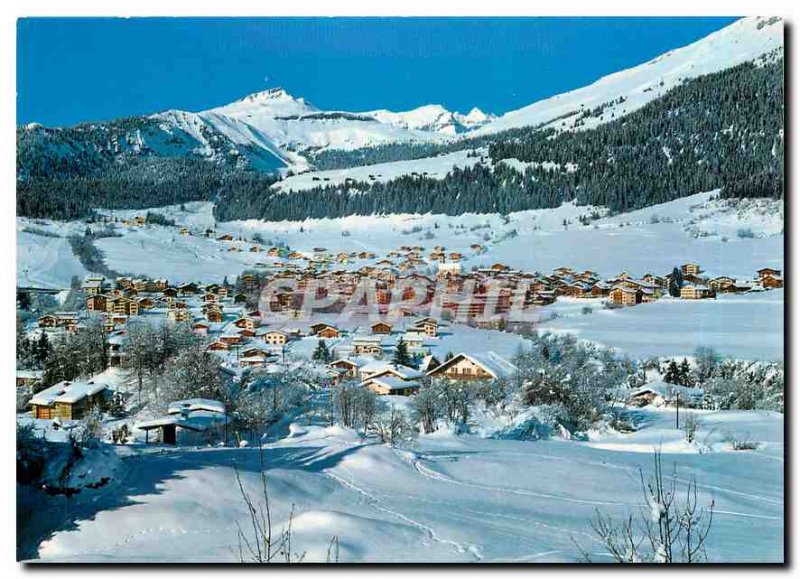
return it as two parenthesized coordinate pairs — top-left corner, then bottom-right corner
(34, 408), (783, 563)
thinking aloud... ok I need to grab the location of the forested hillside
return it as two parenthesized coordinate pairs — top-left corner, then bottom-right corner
(214, 56), (783, 222)
(16, 114), (278, 220)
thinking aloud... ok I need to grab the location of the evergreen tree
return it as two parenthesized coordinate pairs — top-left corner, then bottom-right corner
(313, 340), (332, 363)
(34, 332), (50, 367)
(393, 338), (412, 367)
(679, 358), (693, 386)
(663, 360), (681, 385)
(669, 267), (683, 298)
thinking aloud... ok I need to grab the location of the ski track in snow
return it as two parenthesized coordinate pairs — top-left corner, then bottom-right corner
(325, 467), (482, 561)
(324, 466), (484, 561)
(407, 448), (781, 520)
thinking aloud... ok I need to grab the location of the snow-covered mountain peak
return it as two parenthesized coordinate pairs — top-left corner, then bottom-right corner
(362, 104), (495, 135)
(461, 107), (492, 125)
(236, 87), (309, 107)
(209, 87), (319, 119)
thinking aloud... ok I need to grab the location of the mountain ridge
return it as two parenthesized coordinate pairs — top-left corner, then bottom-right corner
(17, 16), (783, 222)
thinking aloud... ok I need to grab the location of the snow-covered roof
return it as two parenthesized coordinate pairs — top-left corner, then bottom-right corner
(16, 369), (44, 379)
(359, 360), (395, 376)
(419, 354), (439, 372)
(136, 411), (229, 432)
(30, 380), (110, 406)
(167, 398), (226, 415)
(365, 375), (421, 392)
(430, 351), (518, 379)
(135, 416), (179, 430)
(371, 364), (424, 381)
(631, 381), (704, 401)
(468, 352), (519, 379)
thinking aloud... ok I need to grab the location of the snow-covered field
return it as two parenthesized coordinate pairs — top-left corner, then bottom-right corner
(539, 291), (784, 361)
(32, 407), (783, 563)
(273, 149), (482, 193)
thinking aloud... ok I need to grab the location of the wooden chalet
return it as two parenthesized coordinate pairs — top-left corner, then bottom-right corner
(309, 323), (341, 339)
(608, 286), (641, 306)
(680, 284), (715, 300)
(426, 352), (517, 381)
(370, 321), (393, 335)
(37, 312), (79, 332)
(29, 380), (110, 420)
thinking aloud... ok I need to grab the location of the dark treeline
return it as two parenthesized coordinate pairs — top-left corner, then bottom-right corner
(215, 57), (783, 222)
(211, 172), (282, 222)
(17, 158), (229, 220)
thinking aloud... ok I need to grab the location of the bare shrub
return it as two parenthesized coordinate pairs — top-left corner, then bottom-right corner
(581, 451), (714, 563)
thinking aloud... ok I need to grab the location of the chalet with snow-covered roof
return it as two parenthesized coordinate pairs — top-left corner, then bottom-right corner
(362, 375), (420, 396)
(412, 317), (439, 337)
(167, 308), (191, 323)
(82, 276), (105, 296)
(630, 382), (704, 408)
(709, 276), (738, 293)
(352, 335), (384, 356)
(178, 282), (200, 296)
(234, 317), (255, 330)
(680, 283), (715, 300)
(262, 330), (290, 346)
(608, 286), (641, 306)
(86, 294), (108, 312)
(38, 312), (79, 332)
(205, 308), (224, 323)
(761, 274), (783, 289)
(137, 296), (156, 310)
(16, 369), (43, 389)
(192, 321), (211, 336)
(137, 398), (228, 445)
(426, 352), (517, 381)
(401, 331), (428, 350)
(29, 380), (110, 420)
(327, 358), (363, 380)
(681, 263), (702, 276)
(756, 268), (781, 280)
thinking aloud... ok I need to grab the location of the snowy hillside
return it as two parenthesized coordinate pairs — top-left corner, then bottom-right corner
(475, 16), (782, 135)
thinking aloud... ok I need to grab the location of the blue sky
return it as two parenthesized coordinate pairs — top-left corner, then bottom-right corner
(17, 17), (738, 126)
